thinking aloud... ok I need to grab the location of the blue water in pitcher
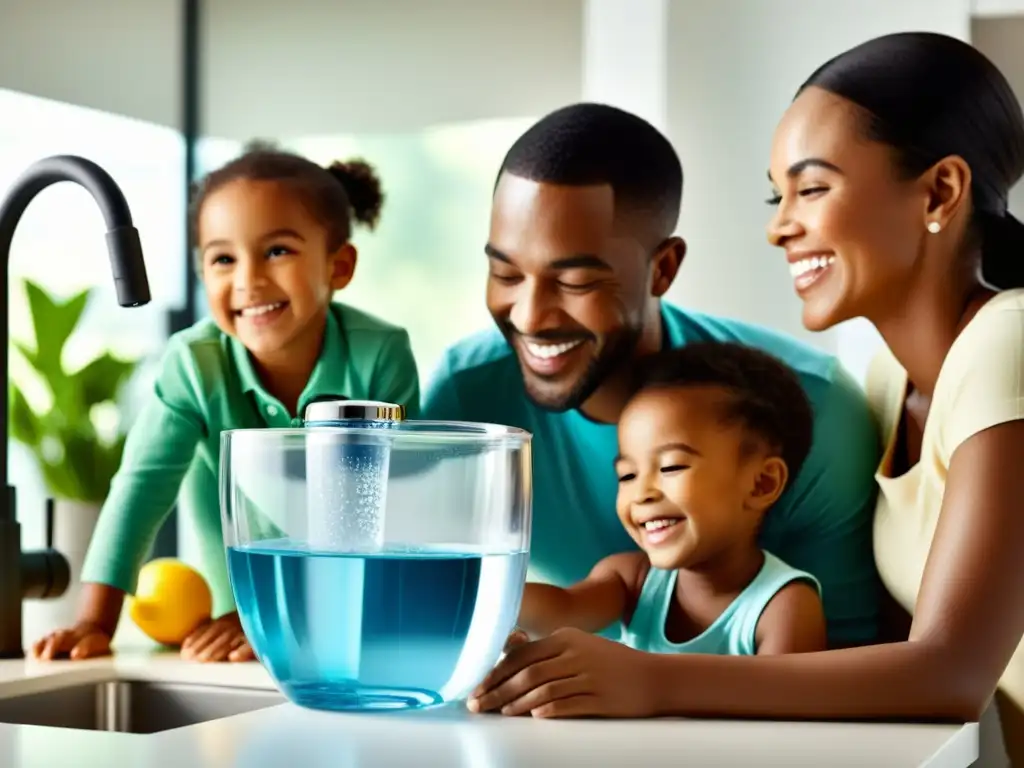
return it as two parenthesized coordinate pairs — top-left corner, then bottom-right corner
(228, 540), (528, 712)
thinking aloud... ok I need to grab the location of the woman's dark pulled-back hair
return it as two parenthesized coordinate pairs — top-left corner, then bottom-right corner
(801, 32), (1024, 289)
(190, 140), (385, 252)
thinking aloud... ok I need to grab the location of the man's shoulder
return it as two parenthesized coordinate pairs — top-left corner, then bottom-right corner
(423, 328), (526, 421)
(665, 303), (851, 398)
(666, 302), (876, 460)
(433, 327), (520, 383)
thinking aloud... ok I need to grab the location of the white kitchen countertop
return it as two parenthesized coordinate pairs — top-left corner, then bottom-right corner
(0, 645), (979, 768)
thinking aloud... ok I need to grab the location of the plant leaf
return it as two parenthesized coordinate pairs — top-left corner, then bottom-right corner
(24, 280), (90, 379)
(12, 340), (39, 372)
(38, 454), (84, 501)
(10, 277), (136, 502)
(8, 384), (42, 447)
(63, 431), (110, 502)
(81, 436), (127, 502)
(73, 352), (136, 409)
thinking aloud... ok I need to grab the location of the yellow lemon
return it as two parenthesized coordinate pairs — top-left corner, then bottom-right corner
(128, 558), (213, 646)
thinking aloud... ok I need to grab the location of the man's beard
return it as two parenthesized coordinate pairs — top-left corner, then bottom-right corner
(497, 319), (643, 413)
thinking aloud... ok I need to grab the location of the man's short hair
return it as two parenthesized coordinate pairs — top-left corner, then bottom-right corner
(498, 102), (683, 237)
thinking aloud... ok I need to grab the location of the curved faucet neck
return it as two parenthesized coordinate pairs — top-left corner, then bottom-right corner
(0, 154), (152, 525)
(0, 156), (135, 258)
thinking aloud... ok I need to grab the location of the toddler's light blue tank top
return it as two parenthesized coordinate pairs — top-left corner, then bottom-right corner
(620, 551), (820, 656)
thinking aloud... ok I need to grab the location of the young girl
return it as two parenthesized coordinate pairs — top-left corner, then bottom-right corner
(505, 342), (827, 660)
(32, 146), (420, 663)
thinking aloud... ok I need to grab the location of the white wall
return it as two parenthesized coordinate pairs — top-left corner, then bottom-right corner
(582, 0), (668, 131)
(0, 0), (582, 139)
(0, 0), (181, 129)
(973, 0), (1024, 15)
(201, 0), (584, 139)
(973, 16), (1024, 223)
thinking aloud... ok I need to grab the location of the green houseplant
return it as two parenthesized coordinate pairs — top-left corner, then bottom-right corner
(8, 279), (138, 503)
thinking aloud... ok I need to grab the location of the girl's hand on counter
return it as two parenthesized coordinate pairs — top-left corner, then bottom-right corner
(31, 622), (112, 661)
(180, 611), (254, 663)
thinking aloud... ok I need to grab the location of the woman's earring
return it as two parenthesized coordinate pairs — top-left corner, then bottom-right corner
(927, 221), (942, 234)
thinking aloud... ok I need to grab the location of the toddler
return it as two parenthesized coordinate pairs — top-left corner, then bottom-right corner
(516, 341), (827, 656)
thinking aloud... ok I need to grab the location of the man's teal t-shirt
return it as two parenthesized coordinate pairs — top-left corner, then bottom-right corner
(421, 303), (882, 646)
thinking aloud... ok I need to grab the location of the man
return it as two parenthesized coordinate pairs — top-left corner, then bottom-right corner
(422, 103), (880, 647)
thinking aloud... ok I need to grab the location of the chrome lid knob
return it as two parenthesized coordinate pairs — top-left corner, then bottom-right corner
(303, 399), (406, 424)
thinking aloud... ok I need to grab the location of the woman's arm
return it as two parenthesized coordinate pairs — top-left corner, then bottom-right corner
(649, 420), (1024, 721)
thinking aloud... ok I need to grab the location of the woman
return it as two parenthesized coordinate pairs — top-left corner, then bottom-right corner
(468, 31), (1024, 764)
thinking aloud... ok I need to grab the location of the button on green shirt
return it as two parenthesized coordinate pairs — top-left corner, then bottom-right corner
(80, 302), (420, 614)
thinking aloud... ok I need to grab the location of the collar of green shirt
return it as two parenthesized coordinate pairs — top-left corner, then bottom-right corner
(228, 308), (351, 425)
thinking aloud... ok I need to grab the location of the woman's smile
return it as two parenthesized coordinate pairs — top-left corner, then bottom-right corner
(788, 252), (836, 295)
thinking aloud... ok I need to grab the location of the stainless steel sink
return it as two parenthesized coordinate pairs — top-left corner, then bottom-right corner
(0, 680), (286, 733)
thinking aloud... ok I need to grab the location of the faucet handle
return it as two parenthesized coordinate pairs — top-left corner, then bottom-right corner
(44, 498), (54, 549)
(21, 498), (70, 600)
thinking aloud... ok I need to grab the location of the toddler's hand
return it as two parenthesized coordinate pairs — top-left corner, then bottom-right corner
(32, 622), (112, 661)
(181, 611), (254, 663)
